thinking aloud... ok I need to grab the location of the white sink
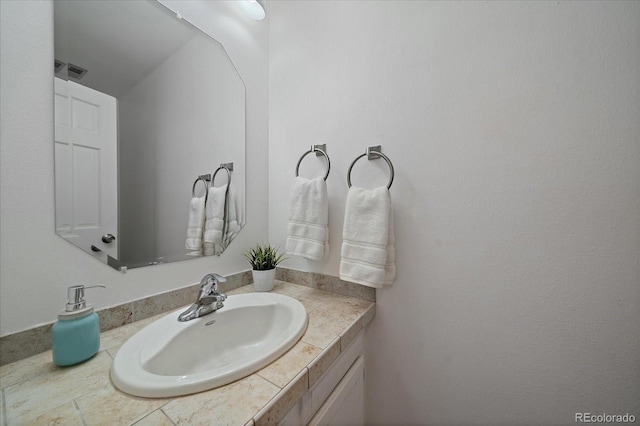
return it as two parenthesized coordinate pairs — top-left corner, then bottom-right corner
(110, 292), (308, 398)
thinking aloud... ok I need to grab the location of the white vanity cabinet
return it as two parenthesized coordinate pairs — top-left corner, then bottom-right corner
(279, 332), (366, 426)
(308, 356), (364, 425)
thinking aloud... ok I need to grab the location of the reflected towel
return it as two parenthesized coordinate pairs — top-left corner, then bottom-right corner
(226, 183), (241, 240)
(185, 196), (205, 252)
(340, 186), (396, 288)
(204, 185), (227, 255)
(286, 176), (329, 261)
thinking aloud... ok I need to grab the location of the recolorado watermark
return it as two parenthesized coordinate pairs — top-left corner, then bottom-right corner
(575, 413), (636, 423)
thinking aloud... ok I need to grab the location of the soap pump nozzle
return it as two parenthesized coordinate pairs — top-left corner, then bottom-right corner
(66, 285), (106, 312)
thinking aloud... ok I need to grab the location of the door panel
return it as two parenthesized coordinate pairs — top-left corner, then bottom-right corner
(73, 145), (100, 227)
(54, 77), (118, 260)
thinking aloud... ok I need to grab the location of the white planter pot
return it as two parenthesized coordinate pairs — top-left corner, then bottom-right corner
(252, 269), (276, 292)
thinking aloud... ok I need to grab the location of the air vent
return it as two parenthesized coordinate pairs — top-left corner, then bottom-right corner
(67, 63), (88, 80)
(54, 59), (66, 74)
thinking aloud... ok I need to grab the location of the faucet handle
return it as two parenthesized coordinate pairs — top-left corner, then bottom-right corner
(199, 273), (227, 298)
(199, 273), (226, 287)
(211, 273), (227, 283)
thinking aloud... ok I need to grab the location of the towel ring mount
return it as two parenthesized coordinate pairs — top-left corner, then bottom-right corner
(295, 144), (331, 181)
(347, 145), (394, 189)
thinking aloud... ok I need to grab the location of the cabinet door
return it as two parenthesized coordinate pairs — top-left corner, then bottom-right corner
(308, 356), (364, 426)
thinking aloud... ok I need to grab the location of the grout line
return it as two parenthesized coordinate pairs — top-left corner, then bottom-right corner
(133, 408), (175, 426)
(157, 400), (175, 414)
(72, 399), (88, 426)
(255, 373), (284, 391)
(1, 388), (6, 426)
(160, 407), (179, 426)
(254, 368), (310, 426)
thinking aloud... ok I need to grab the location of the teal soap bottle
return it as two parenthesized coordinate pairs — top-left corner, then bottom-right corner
(52, 285), (105, 367)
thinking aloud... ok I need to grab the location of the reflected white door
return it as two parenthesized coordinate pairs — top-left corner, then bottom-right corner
(54, 77), (118, 260)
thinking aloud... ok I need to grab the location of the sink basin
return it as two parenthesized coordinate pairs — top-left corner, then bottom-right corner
(110, 292), (308, 398)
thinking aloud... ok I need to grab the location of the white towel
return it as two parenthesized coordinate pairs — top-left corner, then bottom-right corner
(340, 186), (396, 288)
(286, 176), (329, 261)
(185, 196), (205, 252)
(231, 181), (245, 229)
(385, 208), (396, 285)
(225, 183), (240, 240)
(204, 185), (227, 254)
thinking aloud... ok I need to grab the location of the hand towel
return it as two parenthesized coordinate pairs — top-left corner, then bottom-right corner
(230, 181), (245, 229)
(385, 208), (396, 285)
(286, 176), (329, 261)
(225, 182), (247, 243)
(340, 186), (396, 288)
(185, 196), (205, 252)
(225, 182), (240, 239)
(204, 185), (227, 255)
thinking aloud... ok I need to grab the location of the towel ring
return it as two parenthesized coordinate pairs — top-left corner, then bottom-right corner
(347, 147), (394, 189)
(211, 163), (233, 242)
(212, 164), (232, 188)
(295, 145), (331, 181)
(192, 176), (210, 199)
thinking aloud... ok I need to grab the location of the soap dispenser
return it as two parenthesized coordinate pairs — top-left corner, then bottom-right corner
(52, 285), (105, 366)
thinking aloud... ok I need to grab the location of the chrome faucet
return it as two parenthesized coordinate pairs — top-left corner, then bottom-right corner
(178, 273), (228, 322)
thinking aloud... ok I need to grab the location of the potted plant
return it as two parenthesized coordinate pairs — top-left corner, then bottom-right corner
(244, 243), (286, 291)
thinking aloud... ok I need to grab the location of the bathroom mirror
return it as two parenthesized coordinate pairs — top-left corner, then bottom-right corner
(53, 0), (245, 270)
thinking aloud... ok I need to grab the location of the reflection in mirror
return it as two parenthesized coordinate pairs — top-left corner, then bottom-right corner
(53, 0), (245, 270)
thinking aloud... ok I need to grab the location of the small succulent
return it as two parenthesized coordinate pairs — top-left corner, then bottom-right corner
(244, 243), (286, 271)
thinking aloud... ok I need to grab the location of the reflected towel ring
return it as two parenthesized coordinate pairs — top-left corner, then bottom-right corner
(192, 176), (210, 199)
(347, 147), (394, 189)
(212, 164), (232, 188)
(295, 145), (331, 181)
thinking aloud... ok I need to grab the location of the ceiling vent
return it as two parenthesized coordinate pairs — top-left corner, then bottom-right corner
(54, 59), (66, 74)
(67, 63), (88, 80)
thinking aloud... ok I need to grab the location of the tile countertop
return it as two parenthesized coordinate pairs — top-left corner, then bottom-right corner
(0, 281), (375, 426)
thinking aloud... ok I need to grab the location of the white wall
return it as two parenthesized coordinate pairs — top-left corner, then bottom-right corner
(268, 1), (639, 424)
(2, 0), (639, 422)
(119, 34), (245, 263)
(0, 0), (268, 335)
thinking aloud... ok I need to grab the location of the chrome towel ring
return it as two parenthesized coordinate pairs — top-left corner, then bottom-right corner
(295, 144), (331, 181)
(192, 174), (211, 200)
(212, 162), (233, 187)
(347, 145), (394, 189)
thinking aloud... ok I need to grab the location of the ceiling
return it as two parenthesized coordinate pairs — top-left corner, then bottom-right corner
(54, 0), (196, 98)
